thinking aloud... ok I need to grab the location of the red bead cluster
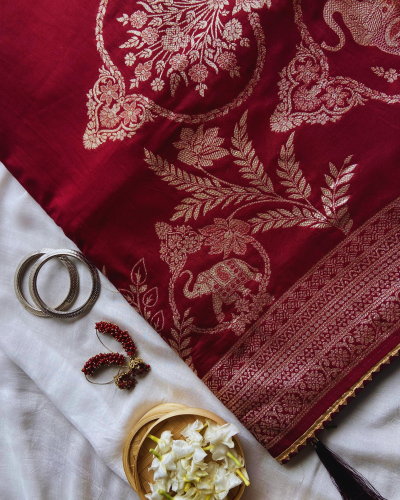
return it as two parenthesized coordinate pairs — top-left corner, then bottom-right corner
(115, 371), (137, 390)
(81, 352), (125, 376)
(83, 322), (151, 391)
(95, 321), (137, 357)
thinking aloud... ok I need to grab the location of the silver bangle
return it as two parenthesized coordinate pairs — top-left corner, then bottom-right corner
(28, 249), (100, 319)
(14, 249), (79, 317)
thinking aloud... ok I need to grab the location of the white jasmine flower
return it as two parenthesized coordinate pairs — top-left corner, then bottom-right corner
(149, 450), (176, 480)
(204, 420), (239, 448)
(214, 466), (242, 499)
(181, 456), (207, 478)
(225, 448), (244, 471)
(146, 421), (249, 499)
(197, 477), (215, 494)
(210, 442), (229, 462)
(148, 431), (173, 455)
(196, 461), (217, 493)
(172, 439), (194, 459)
(192, 443), (207, 464)
(145, 478), (171, 500)
(181, 419), (205, 445)
(171, 458), (209, 494)
(157, 431), (174, 454)
(210, 444), (244, 470)
(172, 487), (197, 499)
(170, 459), (187, 492)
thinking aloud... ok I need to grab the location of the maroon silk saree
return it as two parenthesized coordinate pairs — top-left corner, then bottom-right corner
(2, 0), (400, 463)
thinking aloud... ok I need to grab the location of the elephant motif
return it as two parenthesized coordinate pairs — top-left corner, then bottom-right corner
(181, 258), (263, 322)
(322, 0), (400, 56)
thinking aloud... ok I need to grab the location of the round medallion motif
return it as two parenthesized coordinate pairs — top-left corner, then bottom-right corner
(84, 0), (270, 149)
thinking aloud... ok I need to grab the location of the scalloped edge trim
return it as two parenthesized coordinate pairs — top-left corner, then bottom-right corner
(275, 340), (400, 464)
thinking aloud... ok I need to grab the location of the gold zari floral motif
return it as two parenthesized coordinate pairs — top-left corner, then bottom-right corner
(276, 339), (400, 463)
(204, 198), (400, 457)
(84, 0), (268, 149)
(142, 111), (362, 366)
(117, 0), (270, 96)
(146, 112), (359, 233)
(271, 0), (400, 132)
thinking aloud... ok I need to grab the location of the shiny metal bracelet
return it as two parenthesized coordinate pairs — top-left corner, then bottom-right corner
(28, 249), (100, 319)
(14, 249), (79, 317)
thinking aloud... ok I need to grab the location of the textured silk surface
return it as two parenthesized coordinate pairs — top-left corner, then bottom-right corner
(2, 161), (400, 500)
(2, 0), (400, 460)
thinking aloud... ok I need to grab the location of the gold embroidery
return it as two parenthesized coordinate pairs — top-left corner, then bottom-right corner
(372, 66), (400, 82)
(119, 258), (164, 332)
(270, 0), (400, 133)
(117, 0), (266, 97)
(146, 112), (361, 352)
(322, 0), (400, 56)
(203, 198), (400, 457)
(145, 112), (359, 235)
(173, 125), (229, 168)
(234, 0), (271, 15)
(200, 218), (253, 258)
(182, 257), (263, 322)
(247, 131), (357, 235)
(276, 340), (400, 463)
(156, 221), (272, 337)
(84, 0), (268, 149)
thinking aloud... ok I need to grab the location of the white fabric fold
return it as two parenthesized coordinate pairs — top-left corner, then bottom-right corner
(0, 347), (136, 500)
(0, 162), (399, 499)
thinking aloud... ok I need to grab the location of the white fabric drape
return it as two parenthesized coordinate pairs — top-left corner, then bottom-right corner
(0, 162), (399, 499)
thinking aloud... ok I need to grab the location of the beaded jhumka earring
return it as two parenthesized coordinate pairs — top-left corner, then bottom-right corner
(82, 321), (150, 390)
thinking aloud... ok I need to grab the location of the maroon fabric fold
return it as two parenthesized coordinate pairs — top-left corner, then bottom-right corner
(2, 0), (400, 461)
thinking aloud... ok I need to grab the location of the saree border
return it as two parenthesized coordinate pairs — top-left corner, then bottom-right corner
(276, 340), (400, 463)
(203, 196), (400, 461)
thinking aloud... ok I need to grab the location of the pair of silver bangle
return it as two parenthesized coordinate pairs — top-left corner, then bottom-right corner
(14, 249), (101, 319)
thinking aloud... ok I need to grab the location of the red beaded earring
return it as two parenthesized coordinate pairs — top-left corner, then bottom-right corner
(82, 322), (150, 390)
(95, 321), (138, 357)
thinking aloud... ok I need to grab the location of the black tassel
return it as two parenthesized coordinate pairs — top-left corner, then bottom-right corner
(312, 438), (386, 500)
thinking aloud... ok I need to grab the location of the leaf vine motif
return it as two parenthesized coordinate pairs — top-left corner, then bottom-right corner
(145, 112), (359, 236)
(250, 206), (330, 232)
(249, 130), (358, 234)
(277, 132), (311, 200)
(371, 66), (400, 83)
(169, 308), (196, 373)
(321, 157), (357, 235)
(119, 257), (165, 332)
(230, 110), (274, 194)
(144, 149), (263, 222)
